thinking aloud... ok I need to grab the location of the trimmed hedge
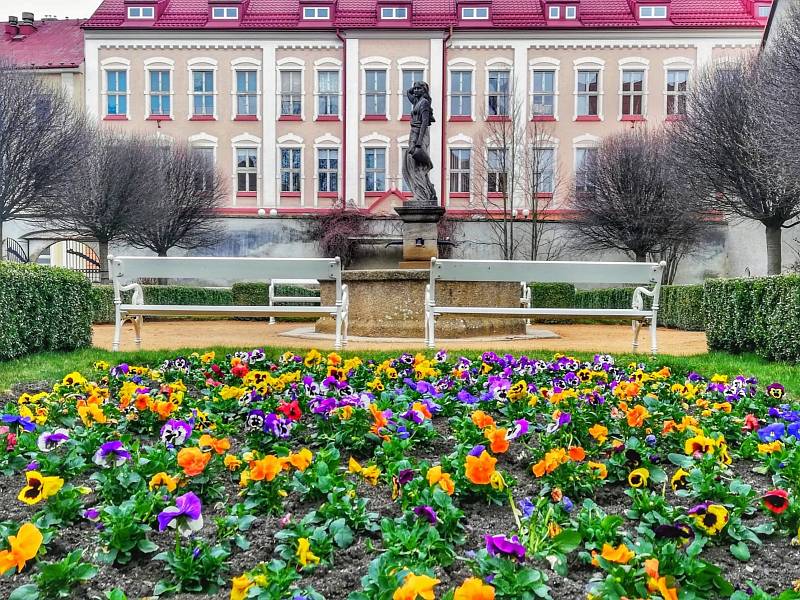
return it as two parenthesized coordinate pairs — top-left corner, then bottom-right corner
(705, 275), (800, 362)
(574, 285), (705, 331)
(92, 285), (234, 324)
(231, 282), (320, 322)
(0, 263), (93, 361)
(529, 283), (575, 308)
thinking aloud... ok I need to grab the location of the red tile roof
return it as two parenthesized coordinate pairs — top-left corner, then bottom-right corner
(1, 19), (85, 69)
(83, 0), (769, 29)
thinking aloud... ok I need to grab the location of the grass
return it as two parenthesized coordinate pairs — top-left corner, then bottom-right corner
(1, 346), (799, 396)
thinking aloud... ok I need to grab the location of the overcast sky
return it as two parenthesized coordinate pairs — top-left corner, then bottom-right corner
(0, 0), (103, 19)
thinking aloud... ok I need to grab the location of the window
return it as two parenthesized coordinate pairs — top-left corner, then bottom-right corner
(381, 7), (407, 19)
(280, 71), (302, 116)
(236, 148), (258, 193)
(127, 6), (154, 19)
(449, 149), (471, 193)
(575, 147), (596, 193)
(192, 147), (215, 190)
(365, 70), (387, 116)
(192, 71), (214, 117)
(621, 70), (644, 116)
(211, 7), (239, 19)
(450, 70), (473, 117)
(236, 71), (258, 116)
(400, 145), (411, 192)
(576, 70), (599, 117)
(639, 5), (667, 18)
(364, 148), (386, 192)
(533, 147), (554, 194)
(461, 6), (488, 19)
(402, 69), (424, 115)
(565, 5), (577, 19)
(488, 70), (510, 116)
(280, 148), (302, 193)
(106, 70), (127, 116)
(666, 69), (688, 115)
(303, 6), (329, 19)
(149, 70), (171, 116)
(548, 6), (560, 19)
(318, 148), (339, 193)
(487, 149), (507, 194)
(318, 70), (340, 116)
(532, 70), (555, 117)
(758, 4), (771, 17)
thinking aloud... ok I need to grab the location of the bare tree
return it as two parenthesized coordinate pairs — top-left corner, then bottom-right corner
(470, 78), (563, 260)
(124, 144), (226, 257)
(670, 53), (800, 275)
(50, 131), (161, 282)
(0, 60), (88, 246)
(572, 127), (710, 280)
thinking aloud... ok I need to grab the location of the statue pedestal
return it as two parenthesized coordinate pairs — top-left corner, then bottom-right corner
(395, 205), (445, 269)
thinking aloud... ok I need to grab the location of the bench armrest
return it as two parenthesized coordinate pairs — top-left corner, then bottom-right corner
(631, 286), (654, 311)
(118, 282), (144, 305)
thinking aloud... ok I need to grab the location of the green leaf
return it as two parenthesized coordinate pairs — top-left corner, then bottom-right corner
(8, 584), (39, 600)
(105, 590), (128, 600)
(237, 515), (257, 531)
(152, 580), (173, 596)
(730, 542), (750, 562)
(551, 530), (582, 553)
(137, 539), (158, 553)
(667, 453), (694, 468)
(729, 480), (752, 496)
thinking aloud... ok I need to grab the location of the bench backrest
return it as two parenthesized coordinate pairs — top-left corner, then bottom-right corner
(109, 256), (341, 302)
(431, 258), (664, 286)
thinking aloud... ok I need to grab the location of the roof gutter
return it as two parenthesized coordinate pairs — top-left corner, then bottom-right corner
(441, 25), (453, 209)
(336, 28), (347, 205)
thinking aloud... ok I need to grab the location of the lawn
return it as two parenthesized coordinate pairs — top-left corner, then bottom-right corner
(0, 347), (799, 599)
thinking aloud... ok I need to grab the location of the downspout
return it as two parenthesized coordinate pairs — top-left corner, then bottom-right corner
(441, 26), (453, 209)
(336, 28), (347, 205)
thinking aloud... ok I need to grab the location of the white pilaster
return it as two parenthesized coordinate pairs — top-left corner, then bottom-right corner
(262, 43), (277, 207)
(345, 37), (360, 205)
(512, 42), (529, 211)
(84, 38), (101, 119)
(429, 37), (443, 200)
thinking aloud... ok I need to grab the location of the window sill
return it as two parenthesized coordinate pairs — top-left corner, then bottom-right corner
(486, 115), (511, 122)
(317, 192), (339, 198)
(363, 115), (388, 121)
(621, 115), (646, 122)
(237, 192), (257, 198)
(575, 115), (601, 122)
(279, 115), (303, 121)
(104, 115), (129, 121)
(449, 192), (470, 199)
(449, 115), (474, 122)
(234, 115), (259, 121)
(400, 115), (411, 121)
(146, 115), (172, 121)
(364, 191), (386, 197)
(316, 115), (340, 122)
(190, 115), (216, 121)
(280, 192), (301, 198)
(531, 115), (556, 122)
(537, 192), (554, 199)
(487, 192), (506, 199)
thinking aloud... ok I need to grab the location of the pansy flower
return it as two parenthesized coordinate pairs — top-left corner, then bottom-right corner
(654, 521), (695, 545)
(485, 534), (525, 562)
(763, 489), (790, 514)
(413, 505), (438, 524)
(1, 414), (36, 432)
(766, 383), (785, 400)
(628, 468), (650, 488)
(157, 492), (203, 536)
(757, 423), (785, 442)
(93, 441), (131, 468)
(393, 572), (439, 600)
(296, 537), (320, 568)
(688, 502), (728, 535)
(465, 450), (497, 485)
(598, 542), (635, 565)
(454, 577), (495, 600)
(0, 523), (42, 573)
(160, 419), (192, 447)
(36, 429), (69, 452)
(18, 471), (64, 505)
(671, 468), (690, 491)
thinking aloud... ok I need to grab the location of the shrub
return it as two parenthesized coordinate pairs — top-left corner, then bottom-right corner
(705, 275), (800, 362)
(231, 282), (319, 322)
(0, 263), (93, 361)
(92, 285), (233, 324)
(529, 283), (575, 309)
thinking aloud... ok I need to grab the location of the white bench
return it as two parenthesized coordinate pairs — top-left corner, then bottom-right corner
(425, 258), (666, 354)
(108, 256), (349, 350)
(268, 278), (321, 325)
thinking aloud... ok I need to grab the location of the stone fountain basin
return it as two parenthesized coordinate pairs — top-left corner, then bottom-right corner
(316, 269), (525, 338)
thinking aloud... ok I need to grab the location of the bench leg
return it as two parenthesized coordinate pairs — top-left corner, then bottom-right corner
(631, 320), (642, 354)
(650, 317), (658, 356)
(269, 316), (276, 325)
(112, 309), (123, 352)
(426, 311), (436, 350)
(334, 309), (343, 351)
(133, 316), (143, 351)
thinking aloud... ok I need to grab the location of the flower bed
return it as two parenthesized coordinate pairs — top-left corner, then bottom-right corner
(0, 350), (799, 599)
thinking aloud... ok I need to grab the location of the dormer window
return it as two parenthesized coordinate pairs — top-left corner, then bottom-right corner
(211, 6), (239, 19)
(565, 5), (577, 19)
(127, 6), (154, 19)
(303, 6), (330, 19)
(548, 5), (560, 18)
(757, 4), (771, 18)
(461, 6), (489, 19)
(639, 5), (667, 18)
(381, 7), (408, 19)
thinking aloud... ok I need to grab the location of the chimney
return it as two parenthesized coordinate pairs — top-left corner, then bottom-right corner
(19, 12), (36, 34)
(4, 15), (18, 38)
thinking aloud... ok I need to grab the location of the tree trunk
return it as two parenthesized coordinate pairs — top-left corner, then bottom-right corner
(98, 239), (110, 284)
(634, 251), (647, 262)
(157, 250), (168, 257)
(765, 224), (782, 276)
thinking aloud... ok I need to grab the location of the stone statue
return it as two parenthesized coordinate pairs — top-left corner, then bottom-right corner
(402, 81), (438, 206)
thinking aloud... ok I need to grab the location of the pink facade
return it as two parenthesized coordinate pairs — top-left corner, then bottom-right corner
(77, 0), (769, 217)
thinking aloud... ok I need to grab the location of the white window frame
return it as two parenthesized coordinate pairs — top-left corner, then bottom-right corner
(360, 57), (392, 120)
(127, 6), (154, 19)
(573, 57), (604, 121)
(144, 57), (175, 119)
(231, 57), (262, 120)
(485, 57), (513, 118)
(211, 6), (239, 19)
(397, 134), (411, 193)
(188, 133), (218, 192)
(187, 57), (218, 120)
(639, 5), (667, 19)
(231, 133), (262, 205)
(618, 57), (649, 120)
(313, 58), (342, 120)
(565, 5), (577, 19)
(531, 136), (559, 196)
(303, 6), (330, 19)
(757, 4), (771, 18)
(529, 57), (560, 120)
(448, 58), (477, 121)
(314, 134), (341, 204)
(486, 147), (508, 196)
(663, 57), (693, 117)
(278, 139), (305, 204)
(381, 7), (408, 19)
(548, 5), (560, 19)
(101, 57), (131, 119)
(447, 134), (473, 202)
(573, 134), (600, 194)
(277, 57), (305, 120)
(461, 6), (489, 19)
(360, 132), (390, 202)
(397, 57), (429, 120)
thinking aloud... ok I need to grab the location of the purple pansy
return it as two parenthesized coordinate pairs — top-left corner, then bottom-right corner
(485, 534), (526, 562)
(160, 419), (192, 447)
(37, 429), (70, 452)
(157, 492), (203, 536)
(413, 505), (438, 524)
(93, 440), (131, 468)
(1, 414), (36, 432)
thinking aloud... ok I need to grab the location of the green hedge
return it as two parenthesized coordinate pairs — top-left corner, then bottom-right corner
(574, 284), (705, 331)
(0, 263), (93, 361)
(529, 283), (575, 308)
(705, 275), (800, 362)
(231, 282), (320, 322)
(92, 285), (234, 324)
